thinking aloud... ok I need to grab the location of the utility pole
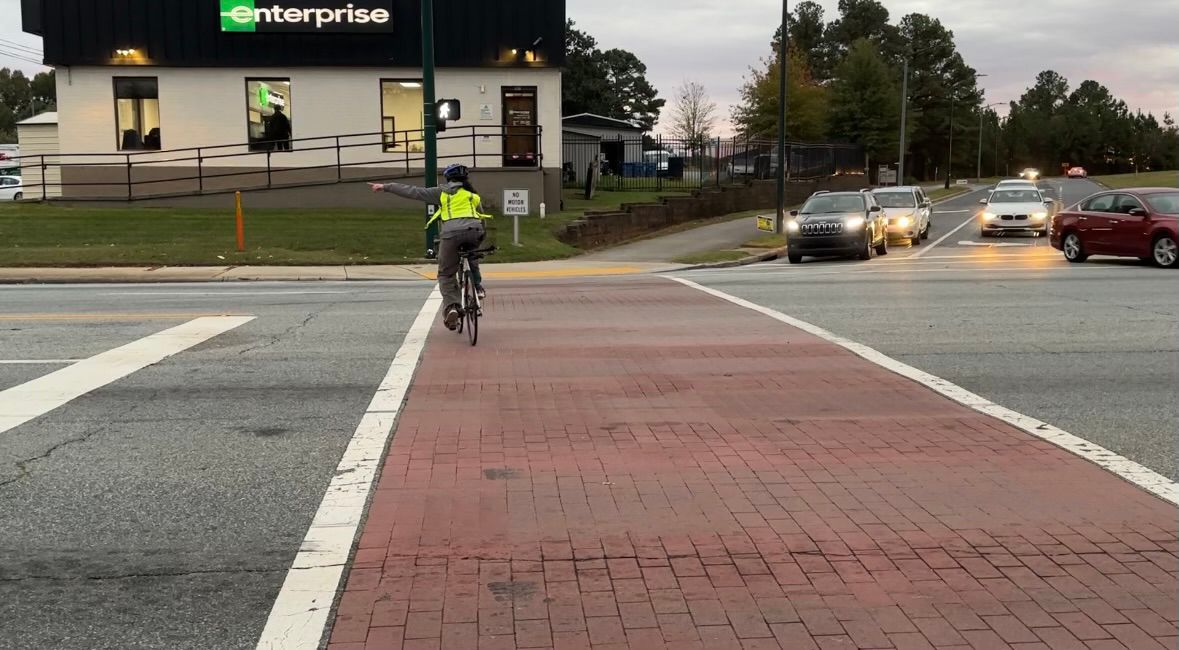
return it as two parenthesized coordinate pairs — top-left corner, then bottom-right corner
(897, 58), (909, 186)
(421, 0), (439, 258)
(945, 94), (956, 190)
(978, 102), (1003, 180)
(775, 0), (789, 233)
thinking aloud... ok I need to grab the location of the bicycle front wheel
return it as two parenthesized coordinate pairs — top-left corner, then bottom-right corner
(465, 274), (479, 346)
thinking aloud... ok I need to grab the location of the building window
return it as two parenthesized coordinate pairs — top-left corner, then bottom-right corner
(246, 79), (293, 152)
(114, 77), (161, 151)
(380, 80), (424, 152)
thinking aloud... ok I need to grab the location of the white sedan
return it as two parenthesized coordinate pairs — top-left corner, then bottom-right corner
(979, 187), (1055, 236)
(0, 175), (22, 201)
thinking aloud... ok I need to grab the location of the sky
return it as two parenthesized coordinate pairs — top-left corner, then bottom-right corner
(3, 0), (1176, 135)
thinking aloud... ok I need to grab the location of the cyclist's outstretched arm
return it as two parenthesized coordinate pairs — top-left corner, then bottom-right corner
(369, 181), (447, 203)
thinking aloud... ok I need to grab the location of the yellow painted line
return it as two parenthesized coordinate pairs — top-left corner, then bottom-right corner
(0, 312), (251, 322)
(418, 266), (649, 280)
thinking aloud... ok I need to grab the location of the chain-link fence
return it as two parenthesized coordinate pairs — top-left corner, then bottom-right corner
(562, 135), (864, 192)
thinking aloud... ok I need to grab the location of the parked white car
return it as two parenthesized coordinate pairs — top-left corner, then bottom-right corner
(0, 176), (23, 201)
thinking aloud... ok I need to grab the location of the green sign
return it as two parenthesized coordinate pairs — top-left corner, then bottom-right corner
(221, 0), (257, 32)
(257, 84), (268, 107)
(219, 0), (393, 33)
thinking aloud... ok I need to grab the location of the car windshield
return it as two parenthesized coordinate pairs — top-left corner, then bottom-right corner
(873, 192), (916, 208)
(991, 189), (1042, 203)
(1145, 193), (1179, 215)
(802, 195), (864, 214)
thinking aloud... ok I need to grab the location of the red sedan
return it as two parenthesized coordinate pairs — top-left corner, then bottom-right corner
(1051, 187), (1179, 267)
(1067, 166), (1088, 178)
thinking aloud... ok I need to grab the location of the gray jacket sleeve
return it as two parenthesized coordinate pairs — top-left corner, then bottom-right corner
(381, 181), (446, 203)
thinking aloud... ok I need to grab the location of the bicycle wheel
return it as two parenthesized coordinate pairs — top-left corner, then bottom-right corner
(465, 269), (479, 346)
(455, 267), (465, 334)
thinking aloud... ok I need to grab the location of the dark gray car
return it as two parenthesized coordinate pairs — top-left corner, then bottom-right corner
(786, 190), (889, 263)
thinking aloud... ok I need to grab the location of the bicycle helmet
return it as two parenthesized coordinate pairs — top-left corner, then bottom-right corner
(442, 164), (469, 182)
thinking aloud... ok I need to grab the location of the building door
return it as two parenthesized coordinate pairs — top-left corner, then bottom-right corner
(502, 87), (538, 167)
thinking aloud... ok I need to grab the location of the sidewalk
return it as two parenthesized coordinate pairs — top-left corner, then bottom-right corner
(327, 277), (1177, 650)
(0, 260), (679, 284)
(582, 216), (760, 263)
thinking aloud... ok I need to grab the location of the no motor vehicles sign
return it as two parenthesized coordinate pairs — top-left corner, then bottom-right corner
(503, 189), (529, 216)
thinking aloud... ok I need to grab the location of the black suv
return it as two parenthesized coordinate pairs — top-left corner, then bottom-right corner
(785, 190), (889, 264)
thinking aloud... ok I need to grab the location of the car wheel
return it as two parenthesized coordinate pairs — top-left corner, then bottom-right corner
(1062, 232), (1088, 263)
(787, 251), (803, 264)
(12, 192), (21, 201)
(875, 231), (888, 256)
(1152, 235), (1179, 268)
(857, 233), (873, 260)
(980, 228), (992, 238)
(910, 231), (922, 246)
(920, 220), (931, 240)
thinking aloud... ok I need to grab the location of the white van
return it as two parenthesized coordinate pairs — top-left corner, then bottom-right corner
(643, 150), (671, 173)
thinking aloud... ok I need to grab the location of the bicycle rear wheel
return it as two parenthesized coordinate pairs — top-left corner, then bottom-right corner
(465, 270), (479, 346)
(455, 268), (465, 334)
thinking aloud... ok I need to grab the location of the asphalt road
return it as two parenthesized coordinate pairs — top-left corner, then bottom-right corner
(680, 177), (1179, 481)
(2, 176), (1174, 648)
(0, 283), (433, 650)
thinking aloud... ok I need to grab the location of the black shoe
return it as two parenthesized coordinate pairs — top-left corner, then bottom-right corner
(443, 305), (461, 331)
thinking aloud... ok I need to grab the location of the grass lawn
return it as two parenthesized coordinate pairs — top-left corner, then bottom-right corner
(1093, 170), (1178, 189)
(928, 186), (972, 201)
(671, 250), (749, 265)
(0, 189), (688, 267)
(745, 233), (786, 249)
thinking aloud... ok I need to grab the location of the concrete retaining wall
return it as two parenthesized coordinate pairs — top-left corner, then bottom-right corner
(558, 175), (866, 249)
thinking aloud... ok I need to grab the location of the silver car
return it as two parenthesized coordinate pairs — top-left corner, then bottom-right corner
(979, 186), (1055, 236)
(871, 186), (932, 245)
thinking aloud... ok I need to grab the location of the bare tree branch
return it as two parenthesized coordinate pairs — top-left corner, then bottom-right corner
(669, 80), (717, 147)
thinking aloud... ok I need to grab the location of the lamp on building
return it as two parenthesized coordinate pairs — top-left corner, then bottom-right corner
(115, 48), (138, 57)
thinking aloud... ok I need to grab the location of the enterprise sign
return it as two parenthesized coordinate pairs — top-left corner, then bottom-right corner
(220, 0), (394, 33)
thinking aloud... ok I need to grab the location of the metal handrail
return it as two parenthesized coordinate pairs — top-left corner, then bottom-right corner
(10, 124), (544, 201)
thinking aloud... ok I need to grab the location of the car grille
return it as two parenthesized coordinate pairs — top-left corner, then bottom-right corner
(1000, 215), (1028, 221)
(801, 222), (844, 236)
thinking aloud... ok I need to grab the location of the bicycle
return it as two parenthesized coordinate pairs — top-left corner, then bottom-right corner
(456, 245), (495, 346)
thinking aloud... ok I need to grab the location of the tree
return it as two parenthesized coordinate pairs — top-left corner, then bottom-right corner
(732, 36), (829, 141)
(600, 49), (665, 132)
(30, 70), (56, 111)
(668, 81), (717, 149)
(892, 14), (980, 180)
(561, 21), (664, 131)
(562, 20), (611, 118)
(828, 39), (899, 167)
(826, 0), (898, 60)
(786, 2), (833, 80)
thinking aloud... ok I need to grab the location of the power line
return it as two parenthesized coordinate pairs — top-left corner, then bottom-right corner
(0, 38), (43, 56)
(0, 47), (46, 67)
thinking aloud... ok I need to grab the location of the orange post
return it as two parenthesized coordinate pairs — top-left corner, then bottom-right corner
(234, 191), (245, 252)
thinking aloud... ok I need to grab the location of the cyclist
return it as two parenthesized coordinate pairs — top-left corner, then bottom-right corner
(370, 163), (490, 330)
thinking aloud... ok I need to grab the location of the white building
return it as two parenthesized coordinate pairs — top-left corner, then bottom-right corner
(20, 0), (565, 209)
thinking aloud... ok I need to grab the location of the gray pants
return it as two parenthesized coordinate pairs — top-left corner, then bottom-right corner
(437, 221), (485, 309)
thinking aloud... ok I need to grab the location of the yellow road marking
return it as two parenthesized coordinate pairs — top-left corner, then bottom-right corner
(0, 312), (251, 322)
(418, 266), (650, 280)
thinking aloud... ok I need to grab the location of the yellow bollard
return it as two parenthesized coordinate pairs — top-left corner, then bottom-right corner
(235, 191), (245, 252)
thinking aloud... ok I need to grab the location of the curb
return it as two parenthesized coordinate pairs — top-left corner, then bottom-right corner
(678, 247), (785, 271)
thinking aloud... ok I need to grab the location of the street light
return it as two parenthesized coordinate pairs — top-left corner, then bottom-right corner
(897, 43), (940, 187)
(775, 0), (788, 233)
(977, 101), (1004, 181)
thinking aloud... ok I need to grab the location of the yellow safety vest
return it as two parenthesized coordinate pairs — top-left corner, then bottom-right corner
(426, 188), (492, 228)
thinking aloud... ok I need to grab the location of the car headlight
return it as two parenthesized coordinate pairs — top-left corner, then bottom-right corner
(983, 212), (997, 221)
(1031, 212), (1048, 220)
(896, 216), (912, 228)
(845, 216), (866, 229)
(786, 220), (800, 233)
